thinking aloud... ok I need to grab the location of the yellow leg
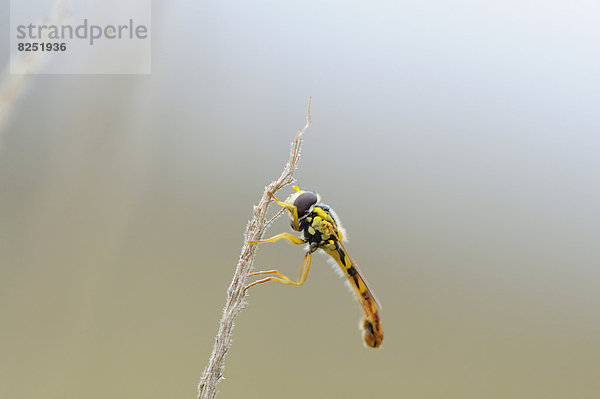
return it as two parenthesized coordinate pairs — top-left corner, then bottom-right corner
(247, 269), (294, 282)
(244, 252), (312, 294)
(248, 232), (305, 245)
(267, 192), (300, 231)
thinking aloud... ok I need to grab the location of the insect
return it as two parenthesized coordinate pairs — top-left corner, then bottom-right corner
(245, 186), (384, 348)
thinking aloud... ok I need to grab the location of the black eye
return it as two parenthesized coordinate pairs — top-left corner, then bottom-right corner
(294, 191), (318, 218)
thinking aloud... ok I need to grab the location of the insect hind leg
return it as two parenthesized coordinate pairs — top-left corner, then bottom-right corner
(247, 232), (305, 245)
(244, 252), (312, 294)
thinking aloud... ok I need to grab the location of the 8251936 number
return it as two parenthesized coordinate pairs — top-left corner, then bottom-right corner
(17, 42), (66, 52)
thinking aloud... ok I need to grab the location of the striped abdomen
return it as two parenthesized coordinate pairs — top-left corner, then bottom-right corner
(324, 246), (384, 348)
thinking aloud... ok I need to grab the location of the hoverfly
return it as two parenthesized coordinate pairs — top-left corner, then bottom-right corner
(245, 186), (383, 348)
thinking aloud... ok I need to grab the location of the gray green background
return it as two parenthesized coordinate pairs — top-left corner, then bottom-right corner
(1, 1), (599, 398)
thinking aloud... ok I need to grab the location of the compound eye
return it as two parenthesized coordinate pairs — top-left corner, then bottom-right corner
(294, 191), (318, 218)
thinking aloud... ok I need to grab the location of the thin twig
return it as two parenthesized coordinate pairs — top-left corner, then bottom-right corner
(197, 98), (312, 399)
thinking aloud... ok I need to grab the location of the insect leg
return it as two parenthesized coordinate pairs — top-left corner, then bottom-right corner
(244, 251), (312, 294)
(247, 232), (305, 245)
(247, 269), (295, 281)
(267, 191), (300, 230)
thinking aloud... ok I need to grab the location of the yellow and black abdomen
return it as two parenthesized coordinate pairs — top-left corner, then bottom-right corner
(324, 245), (384, 348)
(301, 204), (384, 348)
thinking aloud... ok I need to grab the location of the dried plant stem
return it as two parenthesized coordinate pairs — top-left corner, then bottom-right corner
(197, 99), (311, 399)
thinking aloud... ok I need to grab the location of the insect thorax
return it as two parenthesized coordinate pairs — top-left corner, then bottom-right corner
(299, 204), (340, 253)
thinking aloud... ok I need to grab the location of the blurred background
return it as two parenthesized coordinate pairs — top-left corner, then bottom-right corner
(1, 1), (600, 398)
